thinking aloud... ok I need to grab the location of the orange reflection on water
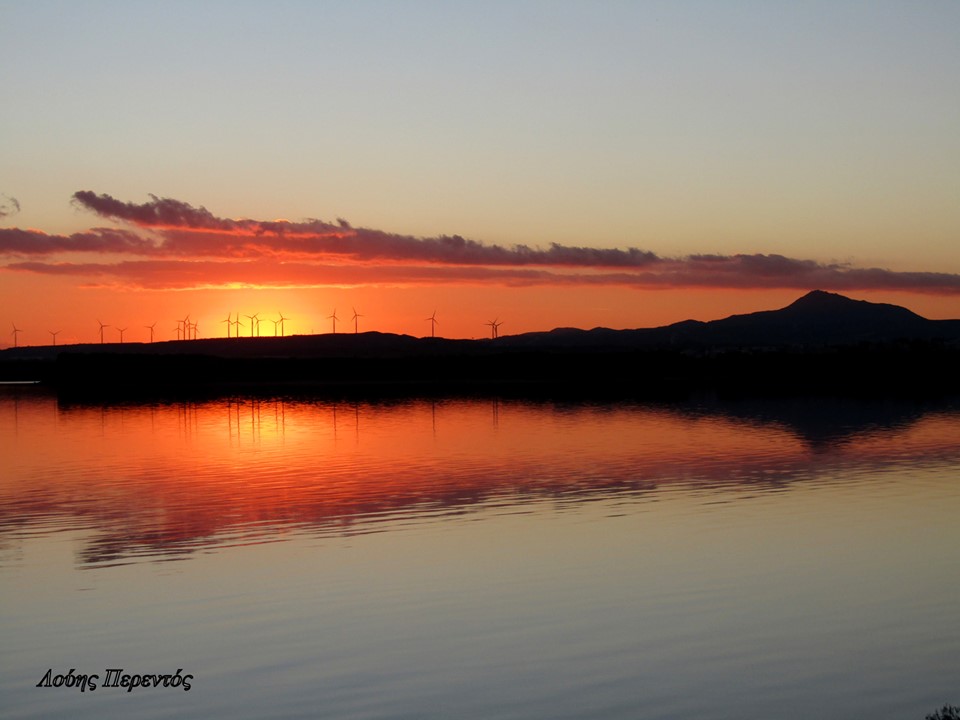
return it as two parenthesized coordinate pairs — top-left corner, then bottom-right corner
(1, 390), (958, 565)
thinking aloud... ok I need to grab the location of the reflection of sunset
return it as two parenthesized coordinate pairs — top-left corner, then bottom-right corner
(3, 390), (959, 565)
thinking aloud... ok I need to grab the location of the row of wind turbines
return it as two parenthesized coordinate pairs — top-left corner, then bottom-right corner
(10, 323), (67, 347)
(221, 312), (290, 338)
(7, 311), (506, 347)
(322, 309), (502, 338)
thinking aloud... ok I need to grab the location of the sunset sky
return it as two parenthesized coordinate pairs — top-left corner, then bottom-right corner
(2, 1), (959, 346)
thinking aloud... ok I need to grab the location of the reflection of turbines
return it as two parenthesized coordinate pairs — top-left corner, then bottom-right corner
(117, 327), (127, 343)
(49, 330), (60, 346)
(145, 322), (156, 343)
(352, 307), (363, 334)
(11, 323), (22, 347)
(485, 318), (503, 339)
(328, 309), (339, 334)
(277, 312), (288, 337)
(425, 310), (439, 338)
(97, 319), (109, 344)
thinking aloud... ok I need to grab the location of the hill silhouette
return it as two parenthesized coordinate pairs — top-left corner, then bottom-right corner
(497, 290), (960, 350)
(2, 290), (959, 398)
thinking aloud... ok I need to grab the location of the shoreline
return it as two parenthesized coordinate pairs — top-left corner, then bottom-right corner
(2, 341), (958, 402)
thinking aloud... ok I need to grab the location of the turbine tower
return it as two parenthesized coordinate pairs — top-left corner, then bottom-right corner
(97, 319), (109, 344)
(117, 327), (127, 343)
(277, 312), (288, 337)
(49, 330), (60, 346)
(485, 318), (502, 339)
(222, 312), (232, 338)
(11, 323), (22, 348)
(352, 307), (363, 334)
(145, 322), (157, 343)
(426, 311), (439, 338)
(328, 309), (339, 334)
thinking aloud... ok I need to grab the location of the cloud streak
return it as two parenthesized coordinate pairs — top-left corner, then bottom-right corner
(70, 190), (664, 267)
(8, 256), (960, 295)
(1, 190), (959, 294)
(0, 227), (157, 255)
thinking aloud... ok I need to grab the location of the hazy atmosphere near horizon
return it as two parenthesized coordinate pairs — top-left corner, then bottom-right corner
(2, 0), (959, 344)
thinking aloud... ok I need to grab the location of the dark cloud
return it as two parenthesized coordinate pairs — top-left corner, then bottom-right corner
(7, 255), (960, 294)
(72, 191), (239, 231)
(3, 191), (959, 295)
(0, 194), (20, 218)
(71, 191), (662, 267)
(72, 190), (345, 238)
(0, 227), (158, 255)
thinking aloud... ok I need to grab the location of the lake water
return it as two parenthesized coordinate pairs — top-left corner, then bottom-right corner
(1, 386), (958, 720)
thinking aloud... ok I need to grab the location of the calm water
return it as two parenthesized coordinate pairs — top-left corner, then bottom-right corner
(1, 387), (958, 719)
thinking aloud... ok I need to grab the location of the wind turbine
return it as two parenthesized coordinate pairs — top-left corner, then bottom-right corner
(145, 322), (157, 343)
(352, 307), (363, 334)
(49, 330), (60, 346)
(271, 318), (280, 336)
(117, 327), (127, 343)
(328, 309), (339, 334)
(426, 311), (439, 338)
(244, 313), (259, 337)
(494, 319), (504, 338)
(233, 313), (244, 337)
(173, 321), (182, 341)
(11, 323), (22, 348)
(222, 312), (232, 338)
(97, 319), (109, 344)
(277, 312), (288, 337)
(485, 318), (501, 339)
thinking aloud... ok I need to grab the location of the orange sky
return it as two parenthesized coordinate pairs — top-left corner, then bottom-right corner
(2, 191), (959, 347)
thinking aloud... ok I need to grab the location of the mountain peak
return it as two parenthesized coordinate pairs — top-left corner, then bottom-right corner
(783, 290), (925, 322)
(786, 290), (856, 311)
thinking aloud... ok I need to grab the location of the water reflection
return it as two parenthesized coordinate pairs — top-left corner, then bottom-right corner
(2, 387), (959, 567)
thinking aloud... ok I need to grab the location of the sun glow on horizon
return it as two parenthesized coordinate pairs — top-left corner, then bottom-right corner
(5, 275), (960, 349)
